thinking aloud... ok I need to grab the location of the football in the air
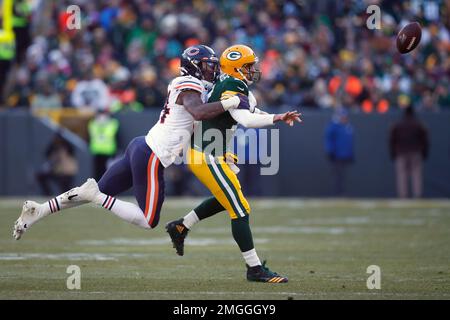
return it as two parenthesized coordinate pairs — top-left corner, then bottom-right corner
(396, 22), (422, 54)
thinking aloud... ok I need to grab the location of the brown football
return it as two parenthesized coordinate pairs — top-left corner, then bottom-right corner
(396, 22), (422, 54)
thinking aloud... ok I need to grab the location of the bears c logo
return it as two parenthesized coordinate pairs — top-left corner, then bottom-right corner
(226, 51), (242, 61)
(186, 47), (200, 56)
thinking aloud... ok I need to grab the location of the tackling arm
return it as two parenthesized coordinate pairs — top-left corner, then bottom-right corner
(178, 90), (248, 121)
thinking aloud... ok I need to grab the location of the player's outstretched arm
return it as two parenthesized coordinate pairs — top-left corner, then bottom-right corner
(229, 109), (302, 128)
(179, 90), (250, 121)
(273, 110), (302, 126)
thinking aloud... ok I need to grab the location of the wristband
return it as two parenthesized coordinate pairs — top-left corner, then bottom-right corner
(220, 96), (240, 110)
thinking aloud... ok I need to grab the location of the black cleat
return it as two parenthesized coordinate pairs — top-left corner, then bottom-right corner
(246, 260), (288, 283)
(165, 219), (189, 256)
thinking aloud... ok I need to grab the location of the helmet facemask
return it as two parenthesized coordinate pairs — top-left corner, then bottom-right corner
(199, 60), (219, 90)
(237, 60), (261, 84)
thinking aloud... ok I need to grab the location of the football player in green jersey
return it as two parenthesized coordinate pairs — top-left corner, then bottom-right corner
(167, 45), (301, 283)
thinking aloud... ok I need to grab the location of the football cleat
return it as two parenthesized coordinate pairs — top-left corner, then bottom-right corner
(68, 178), (101, 203)
(13, 200), (43, 240)
(166, 219), (189, 256)
(246, 261), (288, 283)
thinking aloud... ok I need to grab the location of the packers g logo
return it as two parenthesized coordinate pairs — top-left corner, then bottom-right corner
(226, 51), (242, 61)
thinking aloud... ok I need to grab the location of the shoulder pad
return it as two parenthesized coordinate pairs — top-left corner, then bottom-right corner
(221, 76), (248, 95)
(171, 76), (204, 92)
(172, 76), (203, 87)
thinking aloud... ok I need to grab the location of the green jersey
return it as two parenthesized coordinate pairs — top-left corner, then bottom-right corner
(191, 74), (249, 156)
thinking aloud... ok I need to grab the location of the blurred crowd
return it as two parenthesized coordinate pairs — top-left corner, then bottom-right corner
(3, 0), (450, 114)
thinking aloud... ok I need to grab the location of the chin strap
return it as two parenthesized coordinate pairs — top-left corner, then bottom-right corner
(180, 67), (188, 76)
(189, 59), (203, 78)
(236, 68), (252, 84)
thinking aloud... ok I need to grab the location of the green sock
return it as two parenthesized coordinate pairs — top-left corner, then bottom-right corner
(231, 215), (254, 252)
(182, 197), (225, 229)
(194, 197), (225, 220)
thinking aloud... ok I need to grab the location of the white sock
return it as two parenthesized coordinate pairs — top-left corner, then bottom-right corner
(39, 194), (88, 217)
(183, 210), (200, 229)
(242, 248), (261, 267)
(95, 193), (150, 229)
(37, 190), (150, 229)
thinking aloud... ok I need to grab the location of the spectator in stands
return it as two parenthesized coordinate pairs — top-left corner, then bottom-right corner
(36, 132), (78, 196)
(419, 90), (439, 112)
(88, 110), (120, 180)
(281, 80), (303, 109)
(325, 108), (354, 196)
(31, 78), (62, 111)
(12, 0), (32, 65)
(71, 70), (110, 111)
(6, 68), (32, 108)
(2, 0), (449, 112)
(134, 66), (165, 108)
(389, 106), (429, 198)
(312, 78), (333, 109)
(436, 82), (450, 109)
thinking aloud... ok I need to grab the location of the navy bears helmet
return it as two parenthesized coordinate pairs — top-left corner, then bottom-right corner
(180, 45), (219, 90)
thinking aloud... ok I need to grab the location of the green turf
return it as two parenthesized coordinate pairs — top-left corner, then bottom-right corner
(0, 198), (449, 300)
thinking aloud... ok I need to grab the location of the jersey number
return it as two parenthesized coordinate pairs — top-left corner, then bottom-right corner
(160, 90), (171, 123)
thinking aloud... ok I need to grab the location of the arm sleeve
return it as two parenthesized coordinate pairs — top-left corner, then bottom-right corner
(229, 109), (274, 128)
(254, 107), (268, 115)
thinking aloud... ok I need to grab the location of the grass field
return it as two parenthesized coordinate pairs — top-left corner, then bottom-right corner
(0, 197), (449, 300)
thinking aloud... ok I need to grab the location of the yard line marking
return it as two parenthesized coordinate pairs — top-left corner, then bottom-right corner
(194, 226), (356, 235)
(77, 237), (269, 246)
(288, 217), (426, 226)
(1, 198), (450, 210)
(0, 253), (150, 261)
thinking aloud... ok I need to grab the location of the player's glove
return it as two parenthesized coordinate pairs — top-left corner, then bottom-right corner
(225, 152), (240, 174)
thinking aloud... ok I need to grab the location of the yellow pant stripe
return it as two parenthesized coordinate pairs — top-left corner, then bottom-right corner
(216, 156), (250, 214)
(187, 148), (250, 219)
(208, 155), (246, 216)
